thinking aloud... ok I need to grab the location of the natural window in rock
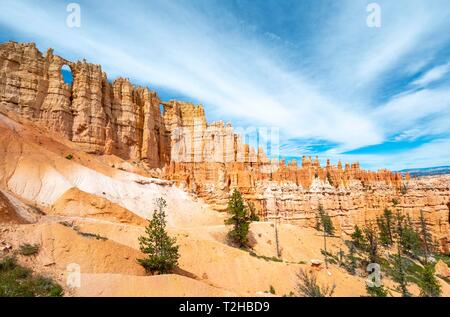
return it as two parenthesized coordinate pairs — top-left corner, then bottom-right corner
(160, 104), (165, 115)
(61, 65), (73, 85)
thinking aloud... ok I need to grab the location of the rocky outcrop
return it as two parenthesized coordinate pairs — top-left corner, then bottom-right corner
(0, 42), (169, 167)
(1, 42), (449, 252)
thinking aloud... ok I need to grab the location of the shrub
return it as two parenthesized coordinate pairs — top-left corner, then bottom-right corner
(351, 225), (367, 250)
(248, 251), (282, 262)
(418, 264), (441, 297)
(365, 284), (388, 297)
(65, 154), (73, 160)
(364, 226), (379, 263)
(296, 269), (335, 297)
(77, 231), (107, 241)
(0, 256), (63, 297)
(400, 184), (407, 195)
(269, 285), (276, 294)
(19, 243), (40, 256)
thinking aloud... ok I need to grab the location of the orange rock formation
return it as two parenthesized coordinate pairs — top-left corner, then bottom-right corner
(1, 42), (449, 252)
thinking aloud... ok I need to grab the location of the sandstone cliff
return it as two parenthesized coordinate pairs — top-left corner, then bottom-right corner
(0, 42), (169, 166)
(1, 42), (449, 252)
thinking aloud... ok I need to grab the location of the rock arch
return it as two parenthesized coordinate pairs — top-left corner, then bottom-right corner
(61, 64), (73, 85)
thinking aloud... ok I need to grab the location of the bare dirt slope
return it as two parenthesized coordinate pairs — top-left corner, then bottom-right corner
(0, 190), (25, 224)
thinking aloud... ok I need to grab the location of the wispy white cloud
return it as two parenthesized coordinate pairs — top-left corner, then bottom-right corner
(372, 88), (450, 136)
(411, 62), (450, 87)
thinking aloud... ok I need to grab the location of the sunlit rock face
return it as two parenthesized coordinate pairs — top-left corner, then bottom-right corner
(1, 41), (449, 252)
(0, 42), (169, 167)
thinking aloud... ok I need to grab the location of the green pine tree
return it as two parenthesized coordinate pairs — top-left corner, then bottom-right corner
(377, 217), (390, 247)
(346, 242), (358, 275)
(384, 208), (394, 244)
(418, 264), (441, 297)
(394, 211), (405, 240)
(419, 210), (435, 262)
(316, 204), (334, 269)
(137, 198), (180, 274)
(399, 215), (422, 258)
(364, 226), (379, 264)
(225, 189), (250, 248)
(365, 284), (388, 297)
(392, 198), (400, 207)
(392, 250), (411, 297)
(316, 204), (335, 236)
(351, 225), (367, 250)
(391, 210), (411, 296)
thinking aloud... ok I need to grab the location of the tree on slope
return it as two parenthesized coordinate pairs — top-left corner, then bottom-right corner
(137, 198), (179, 274)
(377, 208), (394, 246)
(418, 264), (441, 297)
(419, 209), (435, 262)
(225, 188), (250, 249)
(366, 284), (388, 297)
(351, 225), (367, 250)
(392, 211), (411, 297)
(316, 204), (335, 269)
(296, 269), (335, 297)
(345, 242), (358, 275)
(392, 248), (411, 297)
(398, 214), (422, 258)
(364, 226), (379, 264)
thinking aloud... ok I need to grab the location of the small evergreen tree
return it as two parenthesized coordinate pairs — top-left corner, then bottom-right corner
(418, 264), (441, 297)
(364, 226), (379, 263)
(392, 198), (400, 206)
(391, 210), (412, 297)
(394, 211), (405, 240)
(365, 284), (388, 297)
(316, 204), (334, 269)
(225, 189), (250, 248)
(392, 251), (411, 297)
(137, 198), (179, 274)
(377, 208), (394, 247)
(351, 225), (367, 250)
(346, 242), (358, 275)
(316, 204), (335, 236)
(419, 210), (435, 262)
(377, 217), (390, 247)
(399, 215), (422, 258)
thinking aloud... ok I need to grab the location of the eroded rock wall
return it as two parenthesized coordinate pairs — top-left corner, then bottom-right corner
(0, 42), (169, 167)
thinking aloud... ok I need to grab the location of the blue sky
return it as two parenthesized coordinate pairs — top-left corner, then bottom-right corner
(1, 0), (450, 170)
